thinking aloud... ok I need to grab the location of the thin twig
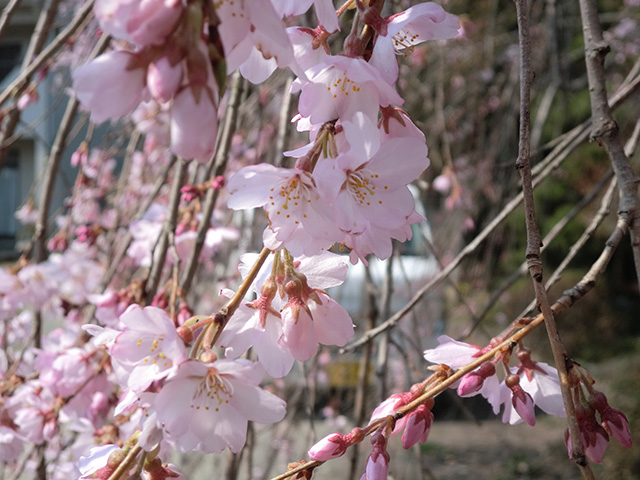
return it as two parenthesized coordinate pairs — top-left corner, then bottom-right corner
(0, 0), (22, 41)
(516, 121), (640, 318)
(578, 0), (640, 292)
(272, 207), (630, 480)
(513, 1), (590, 475)
(180, 71), (245, 293)
(341, 70), (640, 352)
(33, 97), (79, 262)
(0, 0), (63, 172)
(0, 0), (95, 107)
(32, 34), (109, 262)
(462, 168), (614, 338)
(144, 158), (187, 302)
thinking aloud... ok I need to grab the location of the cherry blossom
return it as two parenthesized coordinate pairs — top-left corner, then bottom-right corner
(78, 444), (120, 479)
(153, 359), (286, 453)
(72, 50), (146, 124)
(217, 0), (296, 83)
(170, 86), (219, 163)
(216, 288), (295, 379)
(272, 0), (340, 33)
(94, 0), (183, 46)
(568, 403), (610, 464)
(0, 425), (24, 462)
(401, 402), (434, 449)
(308, 432), (351, 461)
(109, 304), (187, 393)
(423, 335), (484, 369)
(370, 2), (460, 84)
(147, 56), (183, 102)
(227, 164), (339, 256)
(294, 55), (404, 127)
(361, 429), (390, 480)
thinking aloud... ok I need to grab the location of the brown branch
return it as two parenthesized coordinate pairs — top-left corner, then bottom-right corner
(578, 0), (640, 291)
(341, 69), (640, 353)
(32, 97), (79, 262)
(272, 204), (630, 480)
(0, 0), (22, 41)
(462, 167), (614, 339)
(514, 1), (591, 475)
(32, 34), (109, 262)
(180, 71), (245, 293)
(516, 120), (640, 318)
(0, 0), (94, 107)
(144, 158), (187, 302)
(0, 0), (63, 172)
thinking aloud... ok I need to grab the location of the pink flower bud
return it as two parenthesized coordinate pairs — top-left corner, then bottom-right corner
(457, 361), (496, 396)
(147, 56), (183, 103)
(506, 374), (536, 426)
(170, 87), (218, 163)
(363, 429), (390, 480)
(589, 391), (632, 448)
(401, 400), (434, 449)
(308, 433), (347, 461)
(574, 403), (610, 464)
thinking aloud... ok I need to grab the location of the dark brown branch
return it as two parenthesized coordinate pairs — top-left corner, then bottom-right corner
(578, 0), (640, 291)
(514, 1), (590, 475)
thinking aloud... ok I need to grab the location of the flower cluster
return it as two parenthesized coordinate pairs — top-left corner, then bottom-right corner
(3, 0), (632, 479)
(227, 3), (459, 263)
(218, 250), (354, 377)
(424, 336), (565, 426)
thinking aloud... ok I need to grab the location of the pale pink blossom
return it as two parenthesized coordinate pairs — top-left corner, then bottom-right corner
(308, 433), (347, 461)
(504, 375), (536, 426)
(72, 50), (146, 124)
(132, 100), (171, 145)
(370, 3), (460, 84)
(272, 0), (339, 33)
(361, 429), (390, 480)
(401, 402), (434, 449)
(217, 0), (296, 83)
(94, 0), (183, 46)
(110, 304), (187, 392)
(217, 288), (295, 379)
(78, 444), (120, 479)
(315, 136), (429, 235)
(457, 361), (496, 397)
(286, 27), (331, 76)
(170, 87), (218, 162)
(517, 361), (564, 418)
(369, 387), (435, 447)
(10, 381), (55, 444)
(567, 404), (610, 464)
(295, 55), (403, 126)
(153, 359), (286, 453)
(227, 164), (339, 256)
(423, 335), (482, 369)
(0, 426), (24, 462)
(147, 56), (183, 102)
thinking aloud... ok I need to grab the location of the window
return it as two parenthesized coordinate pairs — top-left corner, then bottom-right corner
(0, 151), (20, 252)
(0, 43), (22, 83)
